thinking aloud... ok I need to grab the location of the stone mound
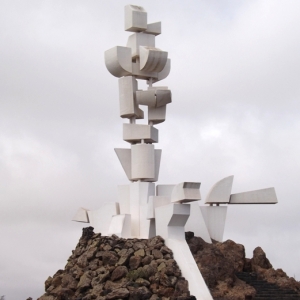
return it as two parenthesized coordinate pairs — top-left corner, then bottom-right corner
(38, 227), (195, 300)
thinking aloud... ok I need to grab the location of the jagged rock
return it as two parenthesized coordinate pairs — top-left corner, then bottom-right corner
(111, 266), (128, 281)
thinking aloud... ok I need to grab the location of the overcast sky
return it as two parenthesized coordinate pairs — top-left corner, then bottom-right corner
(1, 0), (300, 299)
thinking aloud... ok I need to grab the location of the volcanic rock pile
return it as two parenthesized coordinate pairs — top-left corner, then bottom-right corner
(38, 227), (195, 300)
(38, 228), (300, 300)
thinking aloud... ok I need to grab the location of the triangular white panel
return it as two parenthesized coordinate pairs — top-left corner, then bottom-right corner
(114, 148), (132, 180)
(72, 207), (90, 223)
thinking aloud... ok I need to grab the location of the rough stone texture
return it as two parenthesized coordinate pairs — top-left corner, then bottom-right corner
(38, 227), (193, 300)
(250, 247), (300, 292)
(38, 228), (300, 300)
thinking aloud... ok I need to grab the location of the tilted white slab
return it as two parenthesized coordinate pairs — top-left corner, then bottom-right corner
(156, 184), (176, 197)
(205, 175), (234, 204)
(171, 182), (201, 203)
(72, 207), (89, 223)
(87, 202), (120, 235)
(124, 5), (147, 32)
(200, 206), (227, 242)
(166, 239), (213, 300)
(229, 187), (278, 204)
(185, 202), (212, 243)
(104, 46), (132, 78)
(108, 214), (131, 238)
(147, 195), (171, 219)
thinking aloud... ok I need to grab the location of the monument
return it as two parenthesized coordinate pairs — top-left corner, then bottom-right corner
(72, 5), (278, 300)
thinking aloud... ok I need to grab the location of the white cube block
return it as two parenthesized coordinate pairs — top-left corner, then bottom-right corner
(125, 5), (147, 32)
(144, 22), (161, 36)
(127, 32), (155, 59)
(123, 123), (158, 143)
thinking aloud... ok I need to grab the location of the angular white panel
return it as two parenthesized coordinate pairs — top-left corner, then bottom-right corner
(108, 214), (131, 238)
(155, 89), (172, 107)
(72, 207), (90, 223)
(153, 58), (171, 83)
(118, 76), (144, 119)
(131, 144), (155, 180)
(114, 148), (132, 180)
(156, 184), (176, 197)
(229, 187), (278, 204)
(205, 175), (234, 204)
(139, 46), (168, 73)
(123, 123), (158, 143)
(127, 32), (155, 59)
(184, 202), (211, 243)
(171, 182), (201, 203)
(148, 105), (166, 124)
(104, 46), (132, 78)
(87, 202), (120, 235)
(147, 195), (171, 219)
(124, 5), (147, 32)
(155, 203), (190, 240)
(200, 206), (227, 242)
(144, 22), (161, 36)
(118, 185), (130, 214)
(143, 149), (162, 182)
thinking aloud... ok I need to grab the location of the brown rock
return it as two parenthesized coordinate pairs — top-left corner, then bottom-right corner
(77, 271), (92, 291)
(111, 266), (128, 281)
(152, 249), (163, 259)
(102, 251), (118, 266)
(129, 255), (142, 270)
(129, 286), (152, 299)
(106, 287), (129, 299)
(134, 249), (145, 257)
(251, 246), (272, 270)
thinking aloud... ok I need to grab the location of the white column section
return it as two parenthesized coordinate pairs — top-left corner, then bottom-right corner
(131, 144), (155, 180)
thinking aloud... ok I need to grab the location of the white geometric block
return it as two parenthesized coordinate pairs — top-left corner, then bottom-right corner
(104, 46), (132, 78)
(155, 203), (190, 240)
(143, 149), (162, 182)
(114, 148), (132, 180)
(229, 187), (278, 204)
(87, 202), (120, 235)
(184, 202), (211, 243)
(131, 144), (155, 180)
(200, 206), (227, 242)
(136, 90), (157, 107)
(156, 184), (176, 197)
(123, 123), (158, 143)
(131, 60), (158, 80)
(108, 214), (131, 238)
(118, 185), (130, 214)
(155, 89), (172, 107)
(72, 207), (90, 223)
(148, 105), (166, 124)
(118, 76), (144, 119)
(171, 182), (201, 203)
(124, 5), (147, 32)
(205, 175), (234, 204)
(166, 239), (213, 300)
(127, 32), (155, 59)
(153, 58), (171, 83)
(139, 46), (168, 73)
(147, 195), (171, 219)
(144, 22), (161, 36)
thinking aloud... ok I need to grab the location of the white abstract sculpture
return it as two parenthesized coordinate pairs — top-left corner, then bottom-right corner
(72, 5), (278, 300)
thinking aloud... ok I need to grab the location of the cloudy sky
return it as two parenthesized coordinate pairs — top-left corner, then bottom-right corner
(1, 0), (300, 298)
